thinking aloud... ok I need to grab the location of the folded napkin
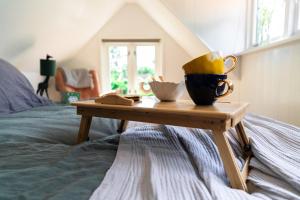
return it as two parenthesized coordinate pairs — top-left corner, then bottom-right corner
(61, 67), (91, 88)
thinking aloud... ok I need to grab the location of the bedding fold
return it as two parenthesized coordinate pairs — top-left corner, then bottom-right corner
(0, 105), (120, 200)
(60, 67), (92, 88)
(90, 114), (300, 200)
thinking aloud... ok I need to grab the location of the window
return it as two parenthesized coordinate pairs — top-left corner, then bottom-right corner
(296, 0), (300, 30)
(136, 45), (156, 95)
(101, 40), (162, 95)
(108, 46), (129, 94)
(253, 0), (286, 45)
(248, 0), (300, 48)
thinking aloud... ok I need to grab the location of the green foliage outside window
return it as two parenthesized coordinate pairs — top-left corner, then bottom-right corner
(110, 66), (155, 95)
(256, 5), (273, 44)
(110, 67), (128, 94)
(137, 66), (155, 77)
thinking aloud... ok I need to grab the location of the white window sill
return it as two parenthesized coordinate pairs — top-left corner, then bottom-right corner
(237, 34), (300, 56)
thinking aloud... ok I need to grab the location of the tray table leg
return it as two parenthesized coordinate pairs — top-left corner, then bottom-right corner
(77, 115), (92, 144)
(235, 121), (250, 150)
(213, 130), (248, 191)
(117, 120), (128, 133)
(235, 121), (252, 182)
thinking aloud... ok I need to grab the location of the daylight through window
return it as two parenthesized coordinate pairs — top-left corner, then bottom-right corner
(249, 0), (300, 47)
(253, 0), (286, 46)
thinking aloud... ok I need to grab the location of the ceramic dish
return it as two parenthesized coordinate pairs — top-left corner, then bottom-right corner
(149, 81), (185, 101)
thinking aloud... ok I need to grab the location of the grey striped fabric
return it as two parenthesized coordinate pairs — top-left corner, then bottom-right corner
(90, 114), (300, 200)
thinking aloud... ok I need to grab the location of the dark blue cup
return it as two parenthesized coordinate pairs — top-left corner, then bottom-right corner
(185, 74), (234, 105)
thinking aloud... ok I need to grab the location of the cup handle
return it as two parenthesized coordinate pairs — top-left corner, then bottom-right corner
(140, 82), (152, 94)
(224, 55), (237, 74)
(215, 80), (234, 99)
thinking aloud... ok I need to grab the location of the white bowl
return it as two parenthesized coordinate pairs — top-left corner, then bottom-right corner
(149, 81), (185, 101)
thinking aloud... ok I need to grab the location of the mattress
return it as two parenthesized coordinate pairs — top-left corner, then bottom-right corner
(0, 105), (120, 200)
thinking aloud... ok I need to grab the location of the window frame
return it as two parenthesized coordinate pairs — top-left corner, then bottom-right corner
(100, 40), (162, 94)
(293, 0), (300, 33)
(247, 0), (300, 49)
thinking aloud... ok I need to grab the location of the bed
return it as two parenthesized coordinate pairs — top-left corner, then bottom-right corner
(1, 58), (300, 200)
(0, 105), (120, 199)
(90, 115), (300, 200)
(0, 59), (121, 199)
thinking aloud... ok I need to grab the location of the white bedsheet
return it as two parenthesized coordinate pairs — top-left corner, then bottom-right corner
(90, 114), (300, 200)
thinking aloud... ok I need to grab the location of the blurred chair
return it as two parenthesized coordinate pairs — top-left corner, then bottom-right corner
(55, 68), (100, 100)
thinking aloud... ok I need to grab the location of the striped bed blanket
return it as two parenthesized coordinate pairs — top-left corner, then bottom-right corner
(90, 114), (300, 200)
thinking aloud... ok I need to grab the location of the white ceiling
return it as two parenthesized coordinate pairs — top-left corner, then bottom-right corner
(0, 0), (245, 71)
(160, 0), (247, 55)
(0, 0), (125, 70)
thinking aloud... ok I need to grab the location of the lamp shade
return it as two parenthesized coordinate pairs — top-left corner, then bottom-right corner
(40, 59), (56, 76)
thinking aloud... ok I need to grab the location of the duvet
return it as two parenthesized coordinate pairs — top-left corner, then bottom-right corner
(0, 105), (120, 200)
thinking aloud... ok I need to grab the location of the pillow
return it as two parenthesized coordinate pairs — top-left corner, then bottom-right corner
(0, 58), (51, 114)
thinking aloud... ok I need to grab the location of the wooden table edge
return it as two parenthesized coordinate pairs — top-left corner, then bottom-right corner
(71, 101), (249, 121)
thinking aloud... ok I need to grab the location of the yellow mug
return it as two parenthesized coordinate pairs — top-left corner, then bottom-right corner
(182, 52), (237, 75)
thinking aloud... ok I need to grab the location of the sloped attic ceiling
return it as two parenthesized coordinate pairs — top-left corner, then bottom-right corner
(160, 0), (246, 55)
(0, 0), (209, 71)
(0, 0), (125, 71)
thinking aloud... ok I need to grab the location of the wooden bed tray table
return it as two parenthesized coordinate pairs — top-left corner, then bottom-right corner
(72, 99), (251, 192)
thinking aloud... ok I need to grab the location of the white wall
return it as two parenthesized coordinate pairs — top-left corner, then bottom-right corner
(0, 0), (126, 101)
(158, 0), (300, 126)
(0, 0), (209, 72)
(136, 0), (209, 57)
(0, 1), (210, 101)
(62, 3), (192, 97)
(0, 0), (124, 71)
(198, 41), (300, 126)
(3, 0), (298, 126)
(237, 41), (300, 126)
(160, 0), (247, 55)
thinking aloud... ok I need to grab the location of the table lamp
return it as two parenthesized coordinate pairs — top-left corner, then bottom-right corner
(36, 55), (56, 98)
